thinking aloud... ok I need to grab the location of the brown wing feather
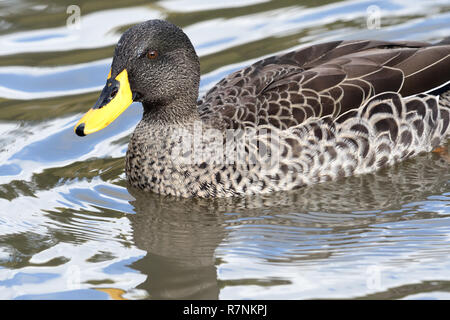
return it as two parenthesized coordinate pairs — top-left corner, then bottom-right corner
(395, 46), (450, 96)
(199, 39), (450, 130)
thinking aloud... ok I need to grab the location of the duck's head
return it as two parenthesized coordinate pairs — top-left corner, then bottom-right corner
(74, 19), (200, 136)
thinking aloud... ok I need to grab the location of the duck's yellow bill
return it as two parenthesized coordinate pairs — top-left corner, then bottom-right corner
(74, 69), (133, 136)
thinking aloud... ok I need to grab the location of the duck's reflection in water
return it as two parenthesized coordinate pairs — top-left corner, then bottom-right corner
(127, 151), (449, 299)
(127, 192), (231, 299)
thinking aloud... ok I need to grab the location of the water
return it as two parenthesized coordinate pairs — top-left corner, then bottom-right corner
(0, 0), (449, 300)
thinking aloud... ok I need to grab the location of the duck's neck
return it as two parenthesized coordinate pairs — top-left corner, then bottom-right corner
(141, 98), (201, 126)
(126, 98), (204, 196)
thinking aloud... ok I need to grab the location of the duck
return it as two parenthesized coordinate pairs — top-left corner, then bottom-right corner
(74, 19), (450, 198)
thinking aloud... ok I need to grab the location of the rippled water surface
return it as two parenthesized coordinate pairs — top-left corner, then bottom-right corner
(0, 0), (449, 300)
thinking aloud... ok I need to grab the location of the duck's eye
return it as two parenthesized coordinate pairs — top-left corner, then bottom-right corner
(147, 50), (158, 59)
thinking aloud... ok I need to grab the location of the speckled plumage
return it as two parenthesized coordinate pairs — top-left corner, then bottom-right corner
(122, 20), (450, 198)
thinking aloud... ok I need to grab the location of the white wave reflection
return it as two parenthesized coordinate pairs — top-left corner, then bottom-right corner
(158, 0), (270, 13)
(0, 241), (146, 299)
(0, 102), (140, 187)
(0, 177), (145, 299)
(186, 0), (450, 57)
(0, 59), (110, 100)
(217, 215), (450, 299)
(0, 6), (161, 56)
(0, 178), (134, 236)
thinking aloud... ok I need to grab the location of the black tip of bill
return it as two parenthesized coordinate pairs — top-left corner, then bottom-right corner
(75, 123), (86, 137)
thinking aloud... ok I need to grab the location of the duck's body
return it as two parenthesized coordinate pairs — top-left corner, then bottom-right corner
(76, 20), (450, 198)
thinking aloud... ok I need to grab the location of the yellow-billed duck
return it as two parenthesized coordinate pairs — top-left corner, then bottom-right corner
(75, 19), (450, 198)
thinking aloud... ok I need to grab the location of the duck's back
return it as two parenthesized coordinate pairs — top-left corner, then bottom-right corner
(198, 39), (450, 131)
(181, 39), (450, 196)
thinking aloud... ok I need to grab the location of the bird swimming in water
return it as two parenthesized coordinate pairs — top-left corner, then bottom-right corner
(74, 19), (450, 198)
